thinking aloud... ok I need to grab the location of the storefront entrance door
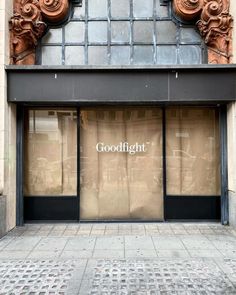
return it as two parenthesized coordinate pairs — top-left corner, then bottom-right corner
(80, 107), (164, 220)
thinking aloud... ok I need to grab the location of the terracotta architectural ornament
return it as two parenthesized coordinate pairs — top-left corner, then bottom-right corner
(173, 0), (233, 64)
(10, 0), (69, 65)
(10, 0), (233, 65)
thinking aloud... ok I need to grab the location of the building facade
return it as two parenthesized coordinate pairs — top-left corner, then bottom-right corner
(1, 0), (236, 234)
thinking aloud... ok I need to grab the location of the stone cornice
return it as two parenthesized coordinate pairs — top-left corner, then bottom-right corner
(173, 0), (233, 64)
(10, 0), (69, 65)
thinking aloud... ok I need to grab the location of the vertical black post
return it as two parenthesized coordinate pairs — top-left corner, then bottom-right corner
(220, 105), (229, 225)
(16, 105), (24, 226)
(162, 107), (167, 221)
(77, 107), (80, 221)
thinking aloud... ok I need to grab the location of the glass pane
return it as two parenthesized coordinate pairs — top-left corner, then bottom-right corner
(80, 107), (163, 220)
(88, 46), (108, 64)
(73, 5), (85, 19)
(111, 46), (130, 65)
(179, 45), (201, 64)
(88, 0), (107, 18)
(41, 46), (62, 65)
(24, 109), (77, 196)
(111, 21), (130, 43)
(156, 21), (176, 43)
(42, 28), (62, 44)
(156, 46), (177, 64)
(111, 0), (130, 18)
(133, 0), (153, 17)
(180, 28), (201, 43)
(133, 46), (154, 64)
(65, 46), (84, 65)
(133, 21), (154, 43)
(88, 21), (107, 43)
(166, 107), (220, 196)
(65, 22), (85, 43)
(156, 0), (169, 18)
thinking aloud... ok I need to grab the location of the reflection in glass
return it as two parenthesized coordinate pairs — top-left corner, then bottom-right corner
(156, 46), (177, 64)
(80, 108), (163, 220)
(42, 28), (62, 44)
(88, 22), (107, 43)
(180, 28), (201, 43)
(88, 46), (108, 65)
(156, 21), (176, 43)
(111, 21), (130, 43)
(65, 22), (85, 43)
(24, 110), (77, 196)
(111, 46), (130, 65)
(133, 46), (153, 64)
(179, 45), (201, 64)
(111, 0), (130, 17)
(156, 0), (169, 17)
(166, 107), (220, 196)
(41, 46), (62, 66)
(133, 21), (153, 43)
(88, 0), (107, 18)
(65, 46), (84, 65)
(133, 0), (153, 17)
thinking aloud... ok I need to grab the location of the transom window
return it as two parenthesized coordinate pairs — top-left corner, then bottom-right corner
(39, 0), (206, 66)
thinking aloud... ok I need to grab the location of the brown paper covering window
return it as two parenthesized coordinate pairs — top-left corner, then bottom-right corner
(24, 109), (77, 196)
(166, 107), (220, 196)
(80, 107), (164, 220)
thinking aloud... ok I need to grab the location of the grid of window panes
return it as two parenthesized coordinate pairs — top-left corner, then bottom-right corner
(39, 0), (206, 66)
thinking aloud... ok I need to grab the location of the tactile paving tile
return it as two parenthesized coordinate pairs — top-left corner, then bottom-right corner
(216, 259), (236, 285)
(83, 259), (236, 295)
(0, 260), (82, 295)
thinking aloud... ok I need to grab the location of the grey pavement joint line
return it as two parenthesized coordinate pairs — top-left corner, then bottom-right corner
(77, 258), (89, 295)
(59, 236), (71, 258)
(25, 236), (44, 259)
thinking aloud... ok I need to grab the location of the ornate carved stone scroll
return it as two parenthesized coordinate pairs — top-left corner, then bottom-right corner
(10, 0), (69, 65)
(173, 0), (233, 64)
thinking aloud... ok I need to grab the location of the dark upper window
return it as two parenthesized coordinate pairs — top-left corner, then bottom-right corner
(38, 0), (206, 66)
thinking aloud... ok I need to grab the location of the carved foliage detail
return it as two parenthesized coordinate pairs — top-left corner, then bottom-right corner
(173, 0), (233, 64)
(10, 0), (69, 65)
(197, 0), (233, 64)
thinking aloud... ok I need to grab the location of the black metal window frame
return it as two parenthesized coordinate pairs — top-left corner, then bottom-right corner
(37, 0), (207, 65)
(16, 103), (227, 225)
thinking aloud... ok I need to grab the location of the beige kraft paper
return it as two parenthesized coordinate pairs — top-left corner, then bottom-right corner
(80, 107), (163, 220)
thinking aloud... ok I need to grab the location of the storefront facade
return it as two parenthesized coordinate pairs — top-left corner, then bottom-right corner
(7, 65), (233, 223)
(1, 0), (236, 231)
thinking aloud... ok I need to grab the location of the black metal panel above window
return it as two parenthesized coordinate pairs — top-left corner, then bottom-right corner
(6, 65), (236, 103)
(38, 0), (206, 66)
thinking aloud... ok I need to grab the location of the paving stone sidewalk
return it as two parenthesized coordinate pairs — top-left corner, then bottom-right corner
(0, 223), (236, 294)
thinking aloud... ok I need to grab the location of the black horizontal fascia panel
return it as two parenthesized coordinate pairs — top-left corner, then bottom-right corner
(6, 65), (236, 103)
(169, 70), (236, 101)
(7, 70), (168, 102)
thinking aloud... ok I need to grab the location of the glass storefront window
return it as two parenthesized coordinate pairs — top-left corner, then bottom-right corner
(166, 107), (220, 196)
(80, 107), (163, 220)
(24, 109), (77, 196)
